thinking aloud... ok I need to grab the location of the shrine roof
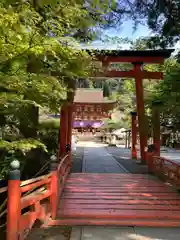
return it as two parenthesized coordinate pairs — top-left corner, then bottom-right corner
(86, 49), (174, 58)
(73, 88), (116, 104)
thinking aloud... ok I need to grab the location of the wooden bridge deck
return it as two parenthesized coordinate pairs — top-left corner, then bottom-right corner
(49, 173), (180, 227)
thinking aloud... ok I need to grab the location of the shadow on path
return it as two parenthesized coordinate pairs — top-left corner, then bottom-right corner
(106, 146), (149, 174)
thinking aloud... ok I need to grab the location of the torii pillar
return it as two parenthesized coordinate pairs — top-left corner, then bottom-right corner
(59, 80), (75, 166)
(66, 91), (75, 165)
(152, 101), (162, 156)
(130, 111), (137, 160)
(133, 62), (148, 164)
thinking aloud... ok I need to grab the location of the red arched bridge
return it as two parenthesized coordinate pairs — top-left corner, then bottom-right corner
(1, 152), (180, 240)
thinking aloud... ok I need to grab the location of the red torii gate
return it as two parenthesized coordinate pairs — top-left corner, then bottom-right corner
(86, 49), (173, 163)
(59, 49), (173, 163)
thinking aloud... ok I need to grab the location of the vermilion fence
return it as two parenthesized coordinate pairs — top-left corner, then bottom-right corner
(147, 152), (180, 188)
(0, 153), (71, 240)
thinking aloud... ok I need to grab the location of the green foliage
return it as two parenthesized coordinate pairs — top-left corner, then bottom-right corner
(103, 119), (129, 130)
(0, 1), (106, 179)
(0, 138), (47, 178)
(130, 37), (150, 50)
(0, 139), (47, 154)
(101, 36), (133, 47)
(151, 60), (180, 126)
(38, 119), (59, 154)
(0, 118), (60, 178)
(39, 119), (60, 130)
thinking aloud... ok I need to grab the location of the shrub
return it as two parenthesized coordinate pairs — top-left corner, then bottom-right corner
(0, 119), (60, 180)
(39, 119), (60, 130)
(0, 139), (47, 179)
(38, 119), (60, 155)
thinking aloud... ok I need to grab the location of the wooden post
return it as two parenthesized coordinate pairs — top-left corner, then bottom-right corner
(7, 160), (21, 240)
(133, 62), (148, 164)
(152, 101), (162, 156)
(131, 111), (137, 159)
(50, 155), (58, 220)
(59, 105), (68, 156)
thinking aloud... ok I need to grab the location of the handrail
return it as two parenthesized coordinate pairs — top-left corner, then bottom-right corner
(147, 152), (180, 187)
(154, 156), (180, 167)
(57, 153), (69, 172)
(5, 152), (71, 240)
(21, 173), (52, 187)
(0, 173), (52, 194)
(50, 153), (71, 219)
(0, 154), (69, 195)
(21, 177), (51, 193)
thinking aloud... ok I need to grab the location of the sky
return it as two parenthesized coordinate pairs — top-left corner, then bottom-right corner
(83, 20), (180, 52)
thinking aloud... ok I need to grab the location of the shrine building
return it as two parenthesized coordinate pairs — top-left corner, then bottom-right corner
(72, 88), (116, 133)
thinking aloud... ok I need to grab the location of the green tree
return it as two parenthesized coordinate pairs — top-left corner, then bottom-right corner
(0, 0), (105, 177)
(150, 59), (180, 127)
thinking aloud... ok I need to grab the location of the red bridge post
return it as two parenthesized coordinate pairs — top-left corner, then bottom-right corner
(130, 111), (137, 160)
(133, 62), (148, 164)
(6, 160), (21, 240)
(152, 101), (162, 156)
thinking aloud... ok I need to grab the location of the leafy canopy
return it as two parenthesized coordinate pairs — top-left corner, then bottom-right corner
(0, 0), (106, 174)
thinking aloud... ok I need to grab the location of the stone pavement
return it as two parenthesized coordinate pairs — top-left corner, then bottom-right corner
(71, 146), (84, 173)
(81, 141), (128, 173)
(70, 226), (180, 240)
(27, 226), (71, 240)
(116, 143), (180, 164)
(106, 146), (149, 174)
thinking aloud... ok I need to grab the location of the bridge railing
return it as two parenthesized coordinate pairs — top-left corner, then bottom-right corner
(146, 152), (180, 188)
(0, 152), (71, 240)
